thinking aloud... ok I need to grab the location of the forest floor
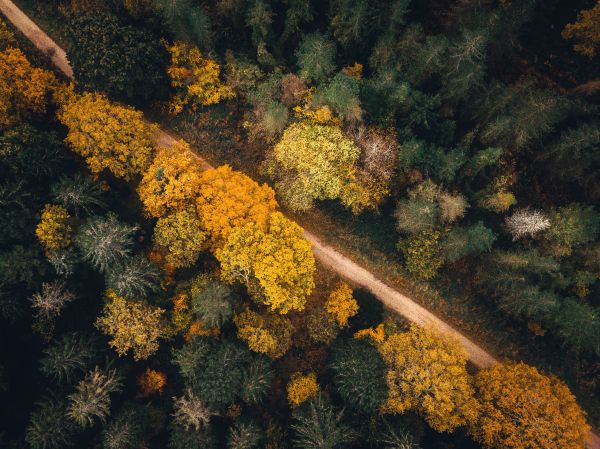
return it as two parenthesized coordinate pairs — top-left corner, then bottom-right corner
(2, 0), (599, 446)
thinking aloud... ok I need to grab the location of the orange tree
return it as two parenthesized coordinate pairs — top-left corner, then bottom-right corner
(0, 47), (57, 128)
(216, 212), (315, 314)
(57, 92), (157, 180)
(138, 141), (203, 218)
(470, 362), (589, 449)
(562, 1), (600, 58)
(196, 165), (278, 247)
(378, 325), (479, 433)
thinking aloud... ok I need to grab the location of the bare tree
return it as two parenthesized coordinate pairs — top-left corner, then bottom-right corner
(68, 366), (122, 428)
(350, 126), (399, 183)
(505, 208), (551, 240)
(30, 281), (76, 321)
(172, 389), (215, 431)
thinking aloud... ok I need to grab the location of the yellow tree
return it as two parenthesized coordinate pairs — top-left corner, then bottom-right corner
(0, 47), (57, 128)
(471, 362), (589, 449)
(325, 282), (358, 327)
(95, 290), (166, 361)
(137, 368), (167, 397)
(265, 121), (375, 213)
(138, 141), (203, 218)
(166, 41), (234, 115)
(153, 209), (207, 269)
(35, 204), (72, 255)
(379, 325), (479, 433)
(216, 212), (315, 314)
(563, 1), (600, 58)
(233, 309), (293, 359)
(196, 165), (278, 246)
(57, 92), (157, 180)
(287, 372), (319, 407)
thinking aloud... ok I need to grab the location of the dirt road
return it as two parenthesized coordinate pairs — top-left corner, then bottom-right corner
(2, 2), (598, 446)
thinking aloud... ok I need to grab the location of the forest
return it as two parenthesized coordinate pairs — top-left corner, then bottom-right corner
(1, 0), (600, 448)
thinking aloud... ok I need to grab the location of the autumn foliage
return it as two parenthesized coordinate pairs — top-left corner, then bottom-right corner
(325, 282), (358, 327)
(95, 290), (166, 360)
(0, 47), (57, 128)
(153, 209), (207, 268)
(562, 1), (600, 58)
(58, 92), (157, 180)
(166, 41), (233, 115)
(137, 368), (167, 397)
(217, 212), (315, 314)
(36, 204), (72, 255)
(379, 325), (479, 433)
(234, 309), (293, 359)
(471, 363), (589, 449)
(196, 165), (278, 246)
(138, 141), (203, 218)
(287, 372), (319, 407)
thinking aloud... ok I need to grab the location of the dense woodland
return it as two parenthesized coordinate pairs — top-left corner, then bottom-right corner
(1, 0), (600, 448)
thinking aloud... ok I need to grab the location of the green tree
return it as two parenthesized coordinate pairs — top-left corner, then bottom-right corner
(154, 0), (212, 48)
(442, 222), (496, 263)
(102, 406), (143, 449)
(189, 274), (235, 328)
(26, 394), (77, 449)
(40, 333), (97, 384)
(328, 338), (388, 414)
(296, 33), (337, 84)
(315, 72), (362, 122)
(292, 393), (355, 449)
(545, 204), (600, 257)
(240, 356), (274, 405)
(68, 13), (169, 102)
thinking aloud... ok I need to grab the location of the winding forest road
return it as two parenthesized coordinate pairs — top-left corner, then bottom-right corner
(2, 1), (599, 447)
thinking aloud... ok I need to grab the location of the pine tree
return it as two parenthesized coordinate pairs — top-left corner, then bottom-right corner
(295, 33), (337, 84)
(228, 420), (263, 449)
(26, 394), (77, 449)
(75, 213), (138, 273)
(189, 274), (235, 328)
(39, 332), (97, 384)
(328, 338), (388, 414)
(68, 366), (123, 428)
(292, 393), (355, 449)
(51, 174), (106, 216)
(240, 356), (274, 405)
(105, 254), (161, 299)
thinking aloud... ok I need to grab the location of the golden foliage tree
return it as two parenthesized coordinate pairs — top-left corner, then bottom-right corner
(563, 1), (600, 58)
(325, 282), (358, 327)
(216, 212), (315, 314)
(57, 92), (157, 180)
(138, 141), (203, 218)
(35, 204), (72, 255)
(379, 325), (479, 433)
(95, 290), (165, 360)
(166, 41), (234, 115)
(471, 362), (589, 449)
(196, 165), (278, 246)
(153, 209), (207, 268)
(265, 121), (376, 213)
(137, 368), (167, 397)
(287, 372), (319, 408)
(0, 47), (57, 128)
(233, 309), (293, 359)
